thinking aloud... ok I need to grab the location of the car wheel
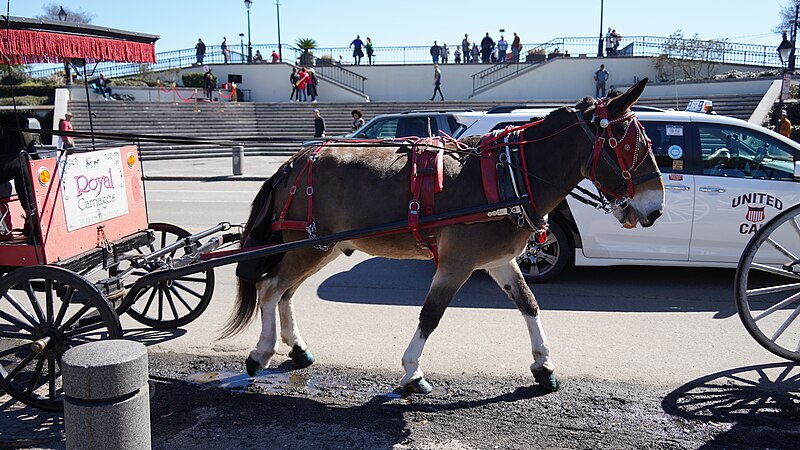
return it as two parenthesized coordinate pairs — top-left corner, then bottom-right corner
(517, 220), (572, 283)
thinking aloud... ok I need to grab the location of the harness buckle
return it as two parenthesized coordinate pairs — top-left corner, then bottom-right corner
(621, 170), (632, 180)
(308, 153), (319, 162)
(408, 200), (420, 214)
(306, 186), (314, 196)
(614, 198), (630, 210)
(608, 137), (618, 148)
(289, 186), (297, 195)
(306, 222), (317, 239)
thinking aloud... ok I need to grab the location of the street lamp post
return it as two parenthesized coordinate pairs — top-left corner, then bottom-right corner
(239, 33), (245, 63)
(276, 0), (282, 61)
(244, 0), (253, 63)
(597, 0), (604, 57)
(58, 6), (72, 85)
(776, 32), (794, 128)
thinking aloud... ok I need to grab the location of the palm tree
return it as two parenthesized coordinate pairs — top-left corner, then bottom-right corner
(296, 38), (317, 66)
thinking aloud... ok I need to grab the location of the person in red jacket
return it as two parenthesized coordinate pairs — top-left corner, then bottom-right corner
(296, 67), (310, 102)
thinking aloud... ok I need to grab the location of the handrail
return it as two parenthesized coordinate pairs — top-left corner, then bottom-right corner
(296, 51), (367, 94)
(25, 35), (782, 81)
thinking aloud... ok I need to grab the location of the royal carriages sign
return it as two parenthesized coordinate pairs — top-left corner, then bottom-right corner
(60, 149), (129, 231)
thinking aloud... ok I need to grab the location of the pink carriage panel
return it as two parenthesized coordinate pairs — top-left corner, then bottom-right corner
(31, 145), (148, 264)
(0, 195), (41, 266)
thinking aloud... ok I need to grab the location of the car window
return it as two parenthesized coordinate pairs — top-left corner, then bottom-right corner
(446, 116), (459, 135)
(361, 118), (399, 139)
(642, 122), (687, 174)
(698, 124), (796, 180)
(397, 116), (438, 137)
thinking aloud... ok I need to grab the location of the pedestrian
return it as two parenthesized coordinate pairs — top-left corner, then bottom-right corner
(296, 67), (310, 102)
(480, 32), (494, 63)
(289, 67), (300, 101)
(594, 64), (609, 98)
(307, 68), (319, 103)
(461, 33), (471, 63)
(605, 27), (614, 57)
(221, 36), (230, 64)
(254, 50), (264, 62)
(511, 32), (522, 63)
(57, 112), (75, 150)
(271, 50), (280, 63)
(442, 43), (449, 64)
(365, 37), (375, 65)
(471, 43), (480, 64)
(195, 38), (206, 65)
(350, 35), (365, 65)
(779, 110), (792, 138)
(611, 29), (622, 55)
(430, 41), (441, 64)
(454, 46), (462, 64)
(351, 109), (365, 133)
(497, 35), (508, 63)
(313, 109), (326, 138)
(203, 68), (216, 100)
(429, 64), (444, 101)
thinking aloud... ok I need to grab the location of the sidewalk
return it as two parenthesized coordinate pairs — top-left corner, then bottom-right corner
(140, 155), (289, 181)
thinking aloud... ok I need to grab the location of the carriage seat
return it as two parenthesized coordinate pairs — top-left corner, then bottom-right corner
(0, 181), (14, 237)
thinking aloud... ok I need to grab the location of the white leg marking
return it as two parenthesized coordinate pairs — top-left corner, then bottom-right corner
(524, 315), (555, 373)
(400, 327), (427, 386)
(279, 293), (307, 351)
(249, 280), (281, 368)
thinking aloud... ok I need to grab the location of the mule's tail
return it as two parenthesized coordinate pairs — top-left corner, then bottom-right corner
(220, 173), (284, 338)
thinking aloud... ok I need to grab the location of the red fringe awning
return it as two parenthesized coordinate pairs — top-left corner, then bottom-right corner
(0, 28), (156, 64)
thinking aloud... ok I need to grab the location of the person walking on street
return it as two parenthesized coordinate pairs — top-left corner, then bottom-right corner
(462, 34), (471, 63)
(195, 38), (206, 65)
(430, 41), (441, 64)
(594, 64), (609, 98)
(497, 35), (508, 63)
(454, 46), (462, 64)
(511, 32), (522, 63)
(779, 110), (792, 138)
(57, 112), (75, 150)
(350, 35), (365, 65)
(430, 64), (444, 101)
(351, 109), (365, 133)
(365, 37), (375, 65)
(313, 109), (326, 137)
(480, 32), (494, 63)
(289, 67), (300, 101)
(221, 36), (230, 64)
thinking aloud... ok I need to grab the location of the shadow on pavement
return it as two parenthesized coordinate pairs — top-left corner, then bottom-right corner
(662, 362), (800, 449)
(317, 257), (738, 316)
(123, 327), (187, 346)
(0, 396), (63, 449)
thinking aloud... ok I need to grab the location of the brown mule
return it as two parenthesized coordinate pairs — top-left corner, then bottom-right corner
(223, 78), (665, 393)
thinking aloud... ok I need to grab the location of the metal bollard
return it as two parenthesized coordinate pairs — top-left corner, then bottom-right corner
(63, 340), (151, 450)
(232, 145), (244, 175)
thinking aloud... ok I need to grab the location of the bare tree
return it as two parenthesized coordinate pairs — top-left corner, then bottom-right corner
(37, 3), (94, 24)
(653, 30), (730, 82)
(775, 0), (800, 34)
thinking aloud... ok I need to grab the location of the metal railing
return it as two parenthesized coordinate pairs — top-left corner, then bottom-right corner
(25, 35), (783, 81)
(296, 52), (367, 94)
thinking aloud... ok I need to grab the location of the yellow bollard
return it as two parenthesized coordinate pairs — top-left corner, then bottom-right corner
(217, 90), (223, 113)
(232, 82), (239, 106)
(194, 89), (199, 113)
(172, 83), (177, 104)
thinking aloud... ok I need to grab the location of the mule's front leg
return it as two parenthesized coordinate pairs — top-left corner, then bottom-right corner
(278, 287), (314, 369)
(487, 262), (558, 391)
(246, 280), (281, 376)
(401, 266), (472, 394)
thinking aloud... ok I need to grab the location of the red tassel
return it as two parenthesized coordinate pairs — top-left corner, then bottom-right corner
(0, 29), (156, 64)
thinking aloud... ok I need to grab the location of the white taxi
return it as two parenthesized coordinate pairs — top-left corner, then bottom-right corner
(454, 107), (800, 282)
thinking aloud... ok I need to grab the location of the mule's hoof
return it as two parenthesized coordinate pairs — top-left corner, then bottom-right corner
(245, 356), (262, 377)
(289, 346), (315, 369)
(532, 370), (559, 391)
(404, 377), (433, 395)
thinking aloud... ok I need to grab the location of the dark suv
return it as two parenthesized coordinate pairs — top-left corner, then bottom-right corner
(346, 110), (470, 139)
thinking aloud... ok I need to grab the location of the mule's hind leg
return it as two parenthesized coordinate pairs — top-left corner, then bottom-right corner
(486, 261), (558, 391)
(401, 263), (473, 394)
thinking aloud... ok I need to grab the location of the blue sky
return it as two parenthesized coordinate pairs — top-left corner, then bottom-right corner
(6, 0), (787, 52)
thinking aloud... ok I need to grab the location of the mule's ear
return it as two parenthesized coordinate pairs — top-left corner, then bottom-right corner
(609, 77), (648, 114)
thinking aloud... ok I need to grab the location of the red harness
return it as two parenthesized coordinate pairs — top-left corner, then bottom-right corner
(407, 137), (445, 263)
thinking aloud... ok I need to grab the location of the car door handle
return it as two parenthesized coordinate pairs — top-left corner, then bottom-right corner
(699, 187), (726, 193)
(664, 185), (690, 191)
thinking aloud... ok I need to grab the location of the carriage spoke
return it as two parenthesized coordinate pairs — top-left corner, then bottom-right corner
(0, 309), (36, 332)
(752, 291), (800, 321)
(0, 342), (32, 358)
(2, 292), (39, 327)
(747, 283), (800, 296)
(750, 262), (800, 279)
(25, 355), (46, 394)
(22, 282), (45, 323)
(45, 280), (55, 324)
(157, 287), (164, 321)
(138, 289), (158, 318)
(766, 237), (798, 262)
(164, 288), (180, 320)
(47, 356), (57, 399)
(174, 275), (207, 284)
(53, 286), (75, 327)
(60, 303), (93, 331)
(769, 304), (800, 341)
(169, 285), (194, 311)
(172, 280), (203, 299)
(5, 351), (37, 383)
(0, 330), (34, 340)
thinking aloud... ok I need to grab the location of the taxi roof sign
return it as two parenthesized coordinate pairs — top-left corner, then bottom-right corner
(686, 99), (713, 113)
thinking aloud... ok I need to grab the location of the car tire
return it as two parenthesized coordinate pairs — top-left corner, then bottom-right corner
(516, 219), (573, 283)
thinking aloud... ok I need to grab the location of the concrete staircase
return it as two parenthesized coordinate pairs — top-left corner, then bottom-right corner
(67, 94), (765, 160)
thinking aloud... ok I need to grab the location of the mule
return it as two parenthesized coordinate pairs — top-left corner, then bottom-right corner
(223, 78), (664, 393)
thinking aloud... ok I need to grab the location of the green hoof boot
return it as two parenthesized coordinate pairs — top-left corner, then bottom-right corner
(532, 369), (559, 391)
(289, 345), (315, 369)
(245, 356), (262, 377)
(404, 377), (433, 395)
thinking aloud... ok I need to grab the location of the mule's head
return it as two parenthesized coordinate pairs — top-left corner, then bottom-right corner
(580, 78), (664, 228)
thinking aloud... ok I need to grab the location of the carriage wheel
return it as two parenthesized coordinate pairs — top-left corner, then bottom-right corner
(0, 266), (122, 411)
(735, 203), (800, 362)
(517, 220), (572, 283)
(116, 222), (215, 329)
